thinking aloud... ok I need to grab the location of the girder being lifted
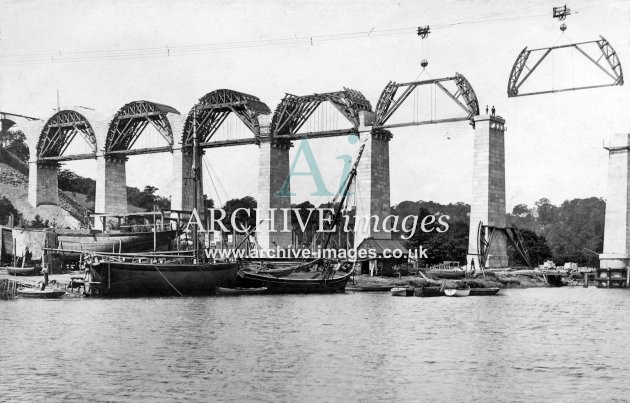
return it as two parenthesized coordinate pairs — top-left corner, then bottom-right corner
(270, 88), (372, 139)
(183, 89), (271, 149)
(36, 110), (97, 162)
(507, 36), (623, 97)
(105, 100), (179, 155)
(374, 72), (480, 128)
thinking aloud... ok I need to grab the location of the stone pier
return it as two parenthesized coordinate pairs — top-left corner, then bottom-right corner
(94, 156), (128, 229)
(256, 124), (292, 250)
(467, 115), (509, 270)
(28, 161), (60, 207)
(22, 121), (60, 208)
(171, 147), (205, 215)
(600, 133), (630, 268)
(354, 111), (392, 250)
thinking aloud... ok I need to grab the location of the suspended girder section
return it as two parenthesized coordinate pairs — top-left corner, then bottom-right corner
(374, 73), (479, 128)
(105, 100), (179, 154)
(271, 88), (372, 138)
(36, 110), (97, 162)
(507, 36), (623, 97)
(183, 89), (271, 148)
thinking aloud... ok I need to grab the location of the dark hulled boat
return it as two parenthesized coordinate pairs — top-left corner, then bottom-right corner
(236, 141), (366, 294)
(81, 107), (237, 297)
(86, 256), (238, 297)
(238, 266), (352, 294)
(469, 287), (500, 296)
(413, 285), (444, 297)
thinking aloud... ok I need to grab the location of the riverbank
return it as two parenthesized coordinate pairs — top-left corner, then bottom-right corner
(351, 269), (571, 289)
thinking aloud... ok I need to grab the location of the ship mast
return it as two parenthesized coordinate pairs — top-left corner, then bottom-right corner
(323, 143), (365, 250)
(192, 107), (199, 262)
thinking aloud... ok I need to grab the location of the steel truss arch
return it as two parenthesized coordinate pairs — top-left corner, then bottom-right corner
(374, 72), (480, 128)
(36, 110), (97, 161)
(270, 88), (372, 138)
(507, 35), (623, 97)
(105, 100), (180, 154)
(183, 89), (271, 148)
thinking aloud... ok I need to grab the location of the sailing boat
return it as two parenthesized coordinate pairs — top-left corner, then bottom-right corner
(83, 107), (238, 297)
(237, 143), (366, 293)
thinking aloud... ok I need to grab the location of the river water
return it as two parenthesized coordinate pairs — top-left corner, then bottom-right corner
(1, 287), (628, 402)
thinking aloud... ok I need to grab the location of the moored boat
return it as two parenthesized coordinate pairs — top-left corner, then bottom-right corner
(469, 287), (500, 296)
(444, 284), (471, 297)
(414, 285), (444, 297)
(390, 286), (408, 296)
(238, 263), (352, 294)
(427, 261), (466, 279)
(6, 266), (40, 276)
(86, 255), (238, 297)
(17, 288), (66, 299)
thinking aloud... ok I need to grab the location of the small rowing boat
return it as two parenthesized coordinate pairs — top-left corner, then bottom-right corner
(444, 284), (471, 297)
(469, 287), (500, 296)
(390, 286), (414, 296)
(216, 287), (268, 296)
(17, 288), (66, 299)
(6, 266), (39, 276)
(414, 285), (444, 297)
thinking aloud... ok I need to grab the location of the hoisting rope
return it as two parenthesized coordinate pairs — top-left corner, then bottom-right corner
(152, 264), (184, 297)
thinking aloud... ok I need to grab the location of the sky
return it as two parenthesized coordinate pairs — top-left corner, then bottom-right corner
(1, 0), (629, 211)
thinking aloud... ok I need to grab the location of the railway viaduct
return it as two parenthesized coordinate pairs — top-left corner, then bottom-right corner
(14, 76), (509, 269)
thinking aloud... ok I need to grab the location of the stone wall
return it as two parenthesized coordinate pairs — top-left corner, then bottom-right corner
(354, 111), (392, 250)
(28, 162), (60, 207)
(467, 115), (508, 269)
(94, 156), (127, 229)
(600, 133), (630, 268)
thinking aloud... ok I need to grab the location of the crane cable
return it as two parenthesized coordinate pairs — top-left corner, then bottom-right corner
(0, 2), (610, 66)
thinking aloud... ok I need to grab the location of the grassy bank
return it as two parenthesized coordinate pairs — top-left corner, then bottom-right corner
(352, 270), (552, 289)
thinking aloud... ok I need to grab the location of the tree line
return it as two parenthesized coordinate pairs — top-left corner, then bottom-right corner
(58, 169), (171, 212)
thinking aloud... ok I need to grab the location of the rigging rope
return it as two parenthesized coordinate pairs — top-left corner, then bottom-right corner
(152, 264), (184, 297)
(203, 158), (223, 207)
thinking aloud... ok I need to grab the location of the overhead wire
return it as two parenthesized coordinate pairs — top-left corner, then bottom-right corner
(0, 2), (604, 66)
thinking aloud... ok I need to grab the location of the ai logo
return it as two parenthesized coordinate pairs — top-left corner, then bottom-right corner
(275, 135), (359, 197)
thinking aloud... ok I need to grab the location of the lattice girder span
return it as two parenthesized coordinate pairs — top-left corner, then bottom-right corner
(507, 36), (624, 97)
(182, 89), (271, 148)
(270, 88), (372, 138)
(36, 110), (97, 160)
(374, 72), (480, 127)
(105, 100), (179, 153)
